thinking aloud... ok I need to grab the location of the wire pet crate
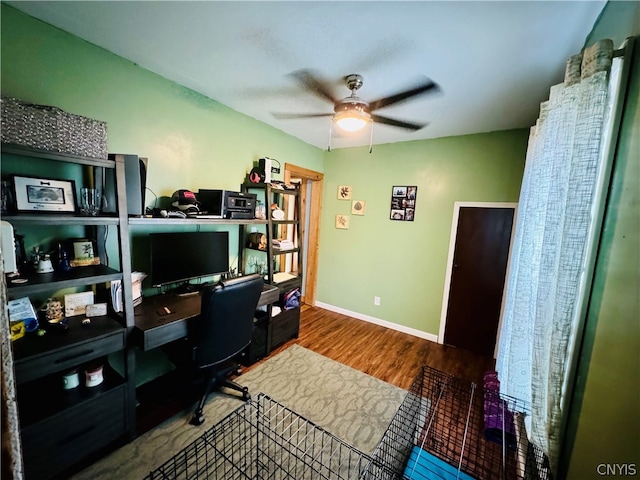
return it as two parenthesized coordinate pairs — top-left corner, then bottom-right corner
(145, 393), (374, 480)
(363, 366), (553, 480)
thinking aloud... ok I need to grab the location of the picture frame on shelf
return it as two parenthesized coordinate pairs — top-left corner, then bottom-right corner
(12, 175), (77, 213)
(64, 291), (95, 317)
(70, 238), (100, 267)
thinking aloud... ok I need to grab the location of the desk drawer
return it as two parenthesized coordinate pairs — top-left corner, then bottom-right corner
(259, 284), (279, 306)
(21, 385), (127, 480)
(15, 330), (125, 383)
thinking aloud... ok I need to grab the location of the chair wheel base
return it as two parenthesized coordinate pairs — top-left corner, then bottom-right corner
(190, 412), (205, 426)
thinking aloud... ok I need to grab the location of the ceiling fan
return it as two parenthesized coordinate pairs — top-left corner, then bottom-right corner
(272, 69), (440, 134)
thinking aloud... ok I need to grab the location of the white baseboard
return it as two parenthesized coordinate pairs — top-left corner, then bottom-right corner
(314, 301), (439, 343)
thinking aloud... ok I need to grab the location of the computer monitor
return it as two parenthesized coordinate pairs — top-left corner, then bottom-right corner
(149, 231), (229, 290)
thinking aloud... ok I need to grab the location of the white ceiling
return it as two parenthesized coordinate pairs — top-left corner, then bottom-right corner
(8, 1), (606, 150)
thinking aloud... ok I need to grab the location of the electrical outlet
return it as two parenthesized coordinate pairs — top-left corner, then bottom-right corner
(374, 296), (381, 306)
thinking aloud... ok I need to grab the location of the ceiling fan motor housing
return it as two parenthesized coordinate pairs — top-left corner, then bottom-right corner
(334, 97), (370, 115)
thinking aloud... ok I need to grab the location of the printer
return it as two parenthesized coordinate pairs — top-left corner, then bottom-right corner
(196, 189), (257, 219)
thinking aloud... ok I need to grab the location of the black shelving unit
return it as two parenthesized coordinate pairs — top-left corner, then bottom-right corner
(240, 182), (303, 356)
(2, 144), (136, 480)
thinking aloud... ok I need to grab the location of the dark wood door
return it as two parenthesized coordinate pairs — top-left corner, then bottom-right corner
(443, 207), (514, 357)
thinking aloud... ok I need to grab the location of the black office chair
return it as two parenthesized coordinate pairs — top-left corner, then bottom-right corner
(188, 273), (263, 426)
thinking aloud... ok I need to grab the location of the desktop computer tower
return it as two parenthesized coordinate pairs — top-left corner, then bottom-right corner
(101, 154), (147, 216)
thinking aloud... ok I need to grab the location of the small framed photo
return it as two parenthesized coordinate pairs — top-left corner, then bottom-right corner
(390, 186), (417, 221)
(64, 291), (95, 317)
(70, 238), (100, 267)
(351, 200), (366, 216)
(12, 175), (76, 213)
(335, 214), (350, 229)
(337, 185), (352, 200)
(392, 186), (407, 197)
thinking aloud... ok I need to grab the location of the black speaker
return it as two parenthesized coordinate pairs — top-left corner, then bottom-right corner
(101, 154), (147, 216)
(258, 157), (272, 183)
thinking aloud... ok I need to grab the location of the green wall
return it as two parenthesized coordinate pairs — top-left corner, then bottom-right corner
(4, 2), (636, 477)
(0, 5), (324, 200)
(316, 131), (528, 336)
(563, 2), (640, 478)
(1, 3), (529, 337)
(0, 4), (324, 293)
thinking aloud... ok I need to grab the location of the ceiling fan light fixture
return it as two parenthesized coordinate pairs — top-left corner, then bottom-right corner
(333, 108), (371, 132)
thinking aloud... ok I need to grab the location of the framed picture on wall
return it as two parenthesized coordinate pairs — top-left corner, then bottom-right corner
(390, 186), (417, 221)
(351, 200), (366, 216)
(337, 185), (352, 200)
(335, 214), (349, 229)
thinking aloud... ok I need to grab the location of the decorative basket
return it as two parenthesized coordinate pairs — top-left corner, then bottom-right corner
(1, 96), (108, 159)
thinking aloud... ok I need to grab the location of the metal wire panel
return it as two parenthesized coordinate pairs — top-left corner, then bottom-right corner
(363, 366), (553, 480)
(145, 369), (554, 480)
(145, 394), (373, 480)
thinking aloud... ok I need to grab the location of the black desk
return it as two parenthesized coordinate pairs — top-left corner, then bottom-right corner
(132, 283), (279, 351)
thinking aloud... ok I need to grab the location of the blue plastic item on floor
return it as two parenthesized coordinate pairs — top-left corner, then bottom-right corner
(403, 446), (476, 480)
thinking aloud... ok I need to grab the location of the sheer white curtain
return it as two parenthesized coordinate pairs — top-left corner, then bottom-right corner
(496, 39), (620, 472)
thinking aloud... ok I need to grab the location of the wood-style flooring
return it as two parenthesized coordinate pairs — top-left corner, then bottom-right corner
(248, 305), (495, 391)
(136, 304), (495, 435)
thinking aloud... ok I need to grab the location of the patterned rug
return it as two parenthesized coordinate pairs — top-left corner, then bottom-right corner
(70, 344), (406, 479)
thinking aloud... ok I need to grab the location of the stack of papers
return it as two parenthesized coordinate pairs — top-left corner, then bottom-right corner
(111, 272), (147, 312)
(273, 272), (296, 284)
(272, 239), (294, 250)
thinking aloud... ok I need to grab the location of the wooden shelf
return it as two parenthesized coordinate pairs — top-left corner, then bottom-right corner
(1, 143), (113, 168)
(3, 142), (134, 479)
(2, 214), (119, 226)
(7, 264), (122, 297)
(240, 182), (303, 357)
(129, 217), (268, 226)
(12, 314), (125, 382)
(17, 363), (126, 428)
(272, 247), (300, 255)
(273, 274), (303, 290)
(246, 182), (299, 196)
(272, 219), (298, 225)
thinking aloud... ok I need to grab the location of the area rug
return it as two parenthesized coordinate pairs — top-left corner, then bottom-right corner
(70, 344), (407, 479)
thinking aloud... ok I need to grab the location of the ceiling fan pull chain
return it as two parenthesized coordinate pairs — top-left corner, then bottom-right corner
(369, 121), (374, 154)
(328, 120), (333, 152)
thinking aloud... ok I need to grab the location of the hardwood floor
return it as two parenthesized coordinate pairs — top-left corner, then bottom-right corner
(137, 304), (495, 435)
(248, 305), (496, 391)
(132, 306), (509, 479)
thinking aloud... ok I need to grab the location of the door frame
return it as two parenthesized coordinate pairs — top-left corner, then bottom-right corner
(284, 163), (323, 306)
(437, 201), (518, 357)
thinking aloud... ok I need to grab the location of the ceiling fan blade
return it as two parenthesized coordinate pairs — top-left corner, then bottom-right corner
(368, 79), (439, 111)
(290, 69), (339, 105)
(272, 112), (334, 119)
(371, 114), (426, 131)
